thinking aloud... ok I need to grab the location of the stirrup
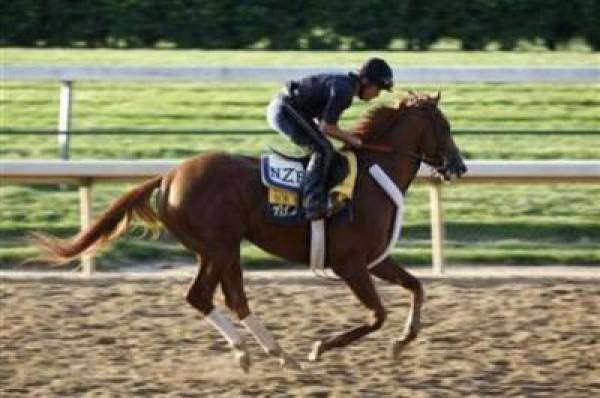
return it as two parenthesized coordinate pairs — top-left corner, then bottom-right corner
(305, 198), (343, 221)
(305, 207), (328, 221)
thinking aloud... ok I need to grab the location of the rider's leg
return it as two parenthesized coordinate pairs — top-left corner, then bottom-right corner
(302, 141), (335, 219)
(266, 96), (335, 219)
(266, 97), (313, 148)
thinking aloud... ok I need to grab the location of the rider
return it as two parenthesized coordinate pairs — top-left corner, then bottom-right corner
(266, 58), (394, 220)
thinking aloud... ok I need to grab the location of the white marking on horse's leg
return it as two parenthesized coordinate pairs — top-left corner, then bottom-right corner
(241, 313), (279, 354)
(205, 307), (243, 347)
(401, 294), (416, 334)
(242, 313), (302, 370)
(205, 307), (250, 372)
(308, 340), (323, 362)
(392, 291), (422, 359)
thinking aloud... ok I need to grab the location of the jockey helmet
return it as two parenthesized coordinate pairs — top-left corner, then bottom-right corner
(359, 58), (393, 91)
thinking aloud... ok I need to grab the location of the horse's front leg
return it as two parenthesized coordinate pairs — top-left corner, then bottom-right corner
(308, 263), (386, 361)
(369, 257), (424, 359)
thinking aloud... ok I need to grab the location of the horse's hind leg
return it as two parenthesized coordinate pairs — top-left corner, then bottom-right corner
(221, 260), (301, 371)
(185, 248), (250, 372)
(369, 256), (424, 359)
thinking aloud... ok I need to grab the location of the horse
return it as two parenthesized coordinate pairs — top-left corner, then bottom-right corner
(32, 92), (467, 372)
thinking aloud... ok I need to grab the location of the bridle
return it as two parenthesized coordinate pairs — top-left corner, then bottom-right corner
(357, 143), (445, 169)
(354, 105), (448, 170)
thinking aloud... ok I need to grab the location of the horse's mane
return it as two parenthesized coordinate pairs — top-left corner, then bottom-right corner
(353, 92), (439, 142)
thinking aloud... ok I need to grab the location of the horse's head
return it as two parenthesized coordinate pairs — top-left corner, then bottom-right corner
(402, 91), (467, 181)
(354, 92), (467, 181)
(355, 92), (467, 180)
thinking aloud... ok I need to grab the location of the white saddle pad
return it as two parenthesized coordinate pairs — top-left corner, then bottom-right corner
(260, 154), (305, 192)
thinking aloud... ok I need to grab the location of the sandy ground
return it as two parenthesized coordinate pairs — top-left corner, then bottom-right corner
(2, 275), (599, 397)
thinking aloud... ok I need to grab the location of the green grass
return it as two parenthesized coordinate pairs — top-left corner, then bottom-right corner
(2, 183), (599, 268)
(1, 49), (599, 268)
(2, 81), (599, 160)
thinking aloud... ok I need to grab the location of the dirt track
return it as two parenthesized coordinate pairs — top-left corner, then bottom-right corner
(2, 276), (599, 397)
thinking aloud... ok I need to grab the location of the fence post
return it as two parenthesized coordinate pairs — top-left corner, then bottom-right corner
(58, 80), (73, 160)
(79, 180), (95, 275)
(429, 181), (446, 275)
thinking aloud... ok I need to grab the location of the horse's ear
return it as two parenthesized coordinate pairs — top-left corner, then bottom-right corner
(434, 91), (441, 104)
(403, 90), (418, 107)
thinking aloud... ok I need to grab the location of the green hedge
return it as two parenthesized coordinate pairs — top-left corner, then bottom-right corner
(1, 0), (598, 50)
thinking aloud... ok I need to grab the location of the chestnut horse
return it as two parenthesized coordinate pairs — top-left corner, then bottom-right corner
(33, 92), (467, 371)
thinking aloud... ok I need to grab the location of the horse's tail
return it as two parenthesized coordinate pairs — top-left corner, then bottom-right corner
(30, 176), (163, 265)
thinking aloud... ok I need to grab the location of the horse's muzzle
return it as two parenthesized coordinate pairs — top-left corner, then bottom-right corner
(449, 155), (468, 178)
(436, 154), (467, 181)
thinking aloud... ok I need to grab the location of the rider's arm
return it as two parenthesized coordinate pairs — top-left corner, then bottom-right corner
(320, 122), (362, 147)
(320, 82), (362, 147)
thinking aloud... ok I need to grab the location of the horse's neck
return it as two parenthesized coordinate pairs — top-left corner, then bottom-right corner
(366, 117), (421, 192)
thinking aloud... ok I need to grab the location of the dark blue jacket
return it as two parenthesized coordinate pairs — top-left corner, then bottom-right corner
(286, 73), (358, 125)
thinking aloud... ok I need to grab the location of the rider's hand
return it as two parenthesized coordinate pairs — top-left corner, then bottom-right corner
(346, 135), (362, 148)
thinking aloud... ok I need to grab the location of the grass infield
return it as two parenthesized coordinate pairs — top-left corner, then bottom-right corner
(1, 49), (599, 267)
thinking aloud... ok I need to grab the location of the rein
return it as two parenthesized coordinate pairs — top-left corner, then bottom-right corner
(351, 104), (446, 170)
(280, 96), (444, 169)
(356, 143), (444, 169)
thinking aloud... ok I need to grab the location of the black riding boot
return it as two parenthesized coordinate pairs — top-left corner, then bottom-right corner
(303, 151), (332, 220)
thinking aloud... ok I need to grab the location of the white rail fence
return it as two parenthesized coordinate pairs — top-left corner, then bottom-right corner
(6, 65), (599, 82)
(2, 159), (599, 275)
(4, 65), (599, 159)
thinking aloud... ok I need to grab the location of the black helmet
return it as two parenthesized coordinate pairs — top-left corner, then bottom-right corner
(359, 58), (393, 91)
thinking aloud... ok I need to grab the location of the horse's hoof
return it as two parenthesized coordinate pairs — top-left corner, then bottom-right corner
(391, 339), (408, 360)
(279, 353), (302, 371)
(308, 340), (323, 362)
(234, 346), (251, 373)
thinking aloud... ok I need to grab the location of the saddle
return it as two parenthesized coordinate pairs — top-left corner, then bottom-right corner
(260, 150), (358, 224)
